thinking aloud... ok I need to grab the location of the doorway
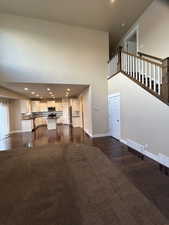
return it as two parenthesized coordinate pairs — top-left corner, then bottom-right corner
(124, 26), (139, 55)
(108, 93), (121, 140)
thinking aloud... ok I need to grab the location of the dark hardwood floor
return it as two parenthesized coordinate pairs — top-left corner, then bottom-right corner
(1, 125), (169, 221)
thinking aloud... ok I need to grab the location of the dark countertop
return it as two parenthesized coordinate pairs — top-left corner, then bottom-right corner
(22, 111), (63, 120)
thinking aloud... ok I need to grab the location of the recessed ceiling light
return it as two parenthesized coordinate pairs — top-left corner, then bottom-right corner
(24, 88), (28, 91)
(47, 88), (50, 91)
(67, 88), (71, 92)
(110, 0), (115, 3)
(31, 92), (35, 95)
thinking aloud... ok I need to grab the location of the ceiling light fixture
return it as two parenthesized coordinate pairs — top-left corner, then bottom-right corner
(67, 88), (71, 92)
(31, 92), (35, 95)
(110, 0), (115, 3)
(47, 88), (50, 91)
(24, 88), (28, 91)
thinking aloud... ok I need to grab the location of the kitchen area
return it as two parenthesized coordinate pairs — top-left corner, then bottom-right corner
(21, 98), (82, 132)
(0, 83), (88, 136)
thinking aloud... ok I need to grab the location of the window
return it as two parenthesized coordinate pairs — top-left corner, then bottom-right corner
(0, 100), (10, 140)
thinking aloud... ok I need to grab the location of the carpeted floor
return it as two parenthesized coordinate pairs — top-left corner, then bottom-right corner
(0, 143), (168, 225)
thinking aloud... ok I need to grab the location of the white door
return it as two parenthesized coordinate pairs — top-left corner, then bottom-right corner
(108, 94), (120, 140)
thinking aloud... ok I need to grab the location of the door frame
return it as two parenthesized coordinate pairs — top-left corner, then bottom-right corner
(108, 93), (121, 140)
(123, 25), (139, 54)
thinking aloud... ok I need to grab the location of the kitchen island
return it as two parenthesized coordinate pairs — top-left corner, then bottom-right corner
(22, 111), (63, 132)
(47, 118), (57, 130)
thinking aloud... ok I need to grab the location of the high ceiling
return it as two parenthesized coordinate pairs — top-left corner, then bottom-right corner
(0, 0), (154, 48)
(1, 83), (88, 99)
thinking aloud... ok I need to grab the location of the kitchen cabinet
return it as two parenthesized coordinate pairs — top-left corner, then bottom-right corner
(31, 101), (40, 112)
(55, 102), (63, 111)
(21, 120), (33, 132)
(39, 102), (47, 112)
(47, 101), (56, 108)
(29, 99), (74, 126)
(20, 100), (31, 114)
(31, 100), (64, 113)
(47, 118), (57, 130)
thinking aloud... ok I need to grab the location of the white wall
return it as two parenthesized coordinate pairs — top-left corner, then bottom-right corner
(108, 73), (169, 160)
(80, 87), (92, 136)
(120, 0), (169, 59)
(0, 13), (109, 136)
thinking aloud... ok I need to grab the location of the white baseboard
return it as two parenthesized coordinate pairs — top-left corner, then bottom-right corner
(10, 129), (32, 134)
(92, 133), (110, 138)
(158, 153), (169, 167)
(120, 138), (169, 168)
(84, 129), (110, 138)
(84, 129), (93, 137)
(120, 139), (127, 145)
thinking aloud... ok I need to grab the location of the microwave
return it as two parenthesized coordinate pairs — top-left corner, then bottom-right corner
(48, 107), (56, 112)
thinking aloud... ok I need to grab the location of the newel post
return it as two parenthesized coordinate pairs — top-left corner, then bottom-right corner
(161, 57), (169, 103)
(117, 46), (123, 72)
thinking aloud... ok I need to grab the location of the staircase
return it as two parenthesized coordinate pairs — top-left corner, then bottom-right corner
(108, 48), (169, 104)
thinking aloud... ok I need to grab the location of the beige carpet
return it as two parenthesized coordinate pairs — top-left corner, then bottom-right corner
(0, 143), (168, 225)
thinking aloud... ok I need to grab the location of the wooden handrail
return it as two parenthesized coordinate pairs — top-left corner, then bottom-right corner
(122, 51), (162, 67)
(138, 51), (163, 62)
(108, 48), (169, 104)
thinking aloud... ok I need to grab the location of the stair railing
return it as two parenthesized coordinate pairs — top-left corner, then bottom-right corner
(108, 53), (118, 76)
(108, 48), (169, 103)
(138, 51), (163, 64)
(121, 51), (162, 95)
